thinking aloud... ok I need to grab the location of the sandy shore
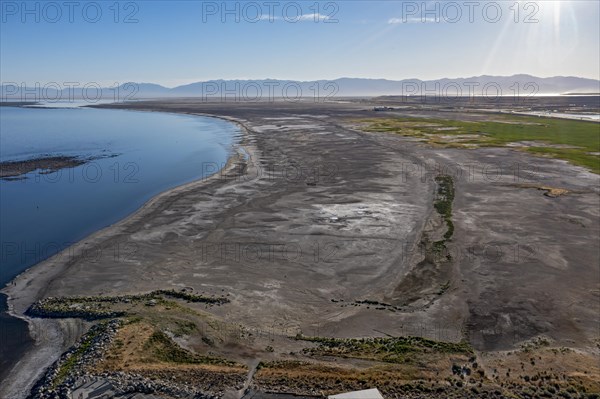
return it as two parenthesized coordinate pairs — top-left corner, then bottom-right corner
(0, 113), (252, 399)
(2, 100), (599, 398)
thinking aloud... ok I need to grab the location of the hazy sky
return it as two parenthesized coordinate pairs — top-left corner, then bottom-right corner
(1, 0), (598, 87)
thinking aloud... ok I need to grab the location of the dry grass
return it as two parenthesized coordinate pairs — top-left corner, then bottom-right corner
(479, 346), (600, 393)
(70, 298), (600, 397)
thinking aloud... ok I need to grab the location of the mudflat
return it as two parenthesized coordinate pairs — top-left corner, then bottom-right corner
(2, 99), (599, 398)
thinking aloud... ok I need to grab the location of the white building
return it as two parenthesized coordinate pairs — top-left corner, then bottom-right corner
(329, 388), (384, 399)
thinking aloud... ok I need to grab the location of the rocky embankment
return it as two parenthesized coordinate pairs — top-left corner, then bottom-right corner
(27, 320), (121, 399)
(25, 319), (233, 399)
(23, 290), (234, 398)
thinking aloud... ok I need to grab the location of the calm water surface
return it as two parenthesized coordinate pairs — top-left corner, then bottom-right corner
(0, 106), (239, 381)
(0, 106), (239, 284)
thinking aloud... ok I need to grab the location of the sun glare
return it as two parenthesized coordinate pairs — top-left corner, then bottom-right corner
(554, 0), (563, 29)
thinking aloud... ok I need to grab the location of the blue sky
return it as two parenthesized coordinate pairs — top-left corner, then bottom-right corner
(1, 0), (598, 87)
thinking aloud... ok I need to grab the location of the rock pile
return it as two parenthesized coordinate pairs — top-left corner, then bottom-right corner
(26, 297), (126, 320)
(27, 320), (122, 399)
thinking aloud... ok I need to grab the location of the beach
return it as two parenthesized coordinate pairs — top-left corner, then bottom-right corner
(0, 122), (249, 398)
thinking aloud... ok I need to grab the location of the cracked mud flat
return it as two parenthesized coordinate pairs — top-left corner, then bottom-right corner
(1, 100), (599, 397)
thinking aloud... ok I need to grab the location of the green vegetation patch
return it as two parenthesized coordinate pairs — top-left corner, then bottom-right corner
(156, 289), (230, 305)
(433, 175), (455, 243)
(27, 289), (229, 321)
(53, 321), (111, 387)
(144, 330), (237, 366)
(297, 335), (473, 364)
(27, 298), (127, 320)
(53, 334), (95, 386)
(360, 115), (600, 173)
(172, 320), (198, 337)
(526, 146), (600, 173)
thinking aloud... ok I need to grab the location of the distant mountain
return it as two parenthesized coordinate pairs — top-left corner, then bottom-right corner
(2, 75), (599, 101)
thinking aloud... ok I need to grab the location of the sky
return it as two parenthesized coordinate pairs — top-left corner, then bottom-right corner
(1, 0), (599, 87)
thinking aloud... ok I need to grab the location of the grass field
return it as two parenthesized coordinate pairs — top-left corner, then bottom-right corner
(359, 115), (600, 173)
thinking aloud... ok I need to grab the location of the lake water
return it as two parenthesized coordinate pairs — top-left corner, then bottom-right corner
(0, 106), (240, 382)
(0, 106), (239, 284)
(505, 110), (600, 121)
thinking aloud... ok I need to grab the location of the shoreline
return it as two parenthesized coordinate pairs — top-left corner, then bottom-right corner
(0, 110), (253, 399)
(2, 100), (598, 397)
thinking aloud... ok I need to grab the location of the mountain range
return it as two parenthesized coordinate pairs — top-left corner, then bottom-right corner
(1, 75), (599, 101)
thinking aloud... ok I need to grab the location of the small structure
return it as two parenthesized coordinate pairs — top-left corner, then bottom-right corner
(242, 391), (320, 399)
(329, 388), (384, 399)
